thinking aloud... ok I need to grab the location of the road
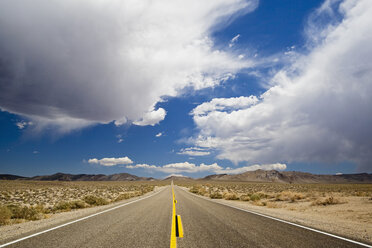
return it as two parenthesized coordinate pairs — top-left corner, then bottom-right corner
(0, 185), (369, 248)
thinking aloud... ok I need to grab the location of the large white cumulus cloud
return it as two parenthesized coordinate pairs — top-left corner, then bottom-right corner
(192, 0), (372, 171)
(0, 0), (256, 131)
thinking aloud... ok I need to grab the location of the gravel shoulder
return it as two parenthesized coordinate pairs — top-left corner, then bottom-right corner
(0, 186), (166, 242)
(180, 187), (372, 244)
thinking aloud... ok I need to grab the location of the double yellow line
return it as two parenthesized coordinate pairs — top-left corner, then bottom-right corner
(170, 181), (183, 248)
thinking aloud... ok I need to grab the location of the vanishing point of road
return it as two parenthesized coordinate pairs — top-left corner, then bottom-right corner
(0, 185), (370, 248)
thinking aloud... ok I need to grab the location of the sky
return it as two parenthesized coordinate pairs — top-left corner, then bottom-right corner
(0, 0), (371, 178)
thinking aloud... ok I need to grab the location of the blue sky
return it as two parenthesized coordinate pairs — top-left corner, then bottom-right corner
(0, 0), (371, 178)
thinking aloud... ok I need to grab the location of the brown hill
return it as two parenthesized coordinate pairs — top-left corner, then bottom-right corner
(0, 174), (27, 180)
(202, 170), (372, 183)
(0, 172), (154, 181)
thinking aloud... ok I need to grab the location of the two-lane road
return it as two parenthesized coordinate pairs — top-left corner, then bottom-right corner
(1, 185), (369, 248)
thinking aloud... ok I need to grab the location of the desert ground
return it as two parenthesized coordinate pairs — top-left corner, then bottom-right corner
(0, 180), (167, 226)
(178, 181), (372, 243)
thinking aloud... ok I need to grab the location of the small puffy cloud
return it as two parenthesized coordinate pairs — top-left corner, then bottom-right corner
(192, 96), (258, 116)
(88, 156), (133, 166)
(155, 132), (163, 137)
(16, 121), (33, 129)
(133, 108), (166, 126)
(33, 151), (39, 154)
(116, 134), (124, 143)
(114, 117), (128, 127)
(229, 34), (240, 47)
(178, 147), (211, 156)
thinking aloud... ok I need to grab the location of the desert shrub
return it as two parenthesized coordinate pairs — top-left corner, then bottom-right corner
(210, 192), (223, 199)
(70, 200), (86, 209)
(190, 185), (207, 196)
(240, 195), (251, 201)
(198, 187), (207, 196)
(252, 201), (266, 206)
(53, 202), (72, 212)
(250, 194), (261, 202)
(83, 195), (108, 206)
(115, 193), (131, 202)
(8, 205), (43, 221)
(290, 193), (305, 202)
(0, 205), (12, 225)
(266, 202), (279, 208)
(311, 196), (342, 206)
(53, 201), (86, 212)
(190, 185), (201, 194)
(141, 186), (154, 194)
(224, 193), (239, 200)
(354, 191), (368, 197)
(276, 191), (305, 202)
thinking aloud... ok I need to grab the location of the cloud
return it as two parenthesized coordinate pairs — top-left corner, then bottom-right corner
(126, 162), (221, 173)
(0, 0), (257, 132)
(15, 121), (33, 129)
(126, 163), (157, 169)
(165, 174), (186, 178)
(220, 163), (286, 174)
(192, 0), (372, 172)
(125, 161), (285, 174)
(177, 147), (211, 156)
(88, 156), (133, 166)
(116, 134), (124, 143)
(155, 132), (163, 137)
(133, 108), (166, 126)
(191, 96), (258, 116)
(229, 34), (241, 47)
(33, 150), (39, 154)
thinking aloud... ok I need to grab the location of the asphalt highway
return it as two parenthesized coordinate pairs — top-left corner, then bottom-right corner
(0, 185), (369, 248)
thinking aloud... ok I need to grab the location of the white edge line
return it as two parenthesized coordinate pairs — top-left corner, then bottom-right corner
(178, 186), (372, 248)
(0, 187), (167, 248)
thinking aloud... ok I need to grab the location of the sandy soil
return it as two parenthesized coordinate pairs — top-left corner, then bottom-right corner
(0, 186), (165, 243)
(194, 191), (372, 244)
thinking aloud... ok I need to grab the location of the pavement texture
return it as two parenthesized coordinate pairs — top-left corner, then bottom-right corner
(1, 185), (368, 248)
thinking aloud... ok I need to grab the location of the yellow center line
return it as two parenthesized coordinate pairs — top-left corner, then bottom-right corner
(170, 181), (177, 248)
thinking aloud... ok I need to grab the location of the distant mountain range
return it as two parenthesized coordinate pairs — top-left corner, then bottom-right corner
(163, 175), (193, 181)
(202, 170), (372, 183)
(0, 172), (154, 181)
(0, 170), (371, 183)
